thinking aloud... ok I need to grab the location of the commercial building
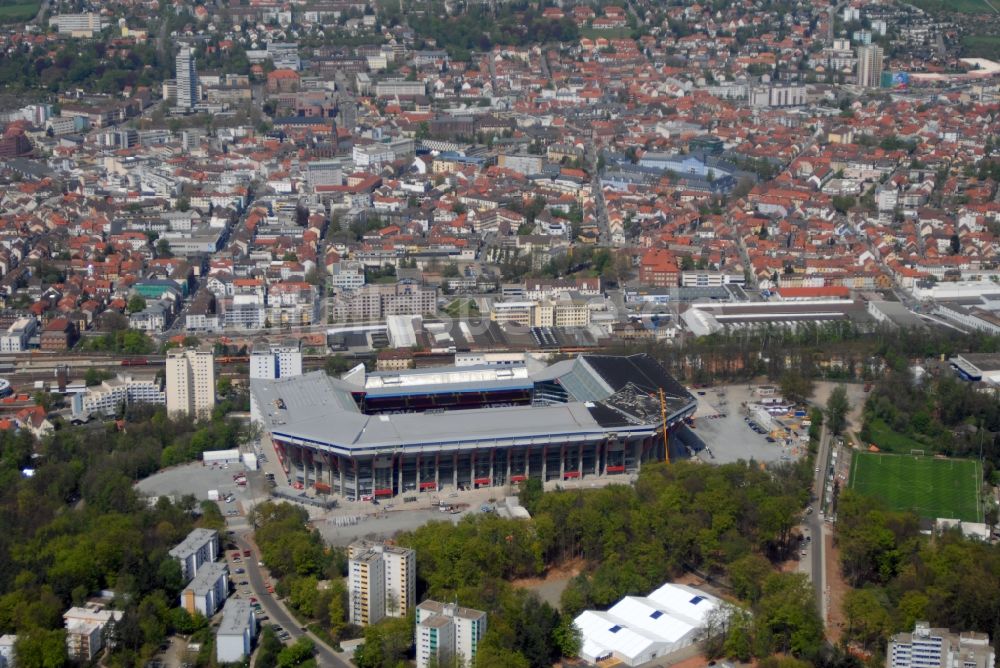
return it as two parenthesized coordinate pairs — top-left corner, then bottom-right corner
(169, 528), (219, 582)
(166, 348), (216, 418)
(949, 353), (1000, 386)
(348, 541), (416, 625)
(181, 562), (229, 617)
(176, 46), (199, 110)
(250, 340), (303, 380)
(216, 599), (256, 663)
(71, 373), (166, 418)
(40, 318), (78, 351)
(491, 298), (591, 328)
(857, 45), (884, 88)
(888, 622), (995, 668)
(574, 583), (726, 667)
(64, 606), (123, 662)
(0, 318), (36, 352)
(415, 600), (487, 668)
(48, 12), (107, 37)
(251, 354), (696, 500)
(374, 79), (427, 97)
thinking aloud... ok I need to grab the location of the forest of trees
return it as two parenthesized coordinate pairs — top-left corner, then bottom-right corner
(380, 1), (579, 60)
(836, 490), (1000, 659)
(383, 459), (824, 666)
(0, 406), (256, 667)
(861, 371), (1000, 482)
(611, 322), (1000, 385)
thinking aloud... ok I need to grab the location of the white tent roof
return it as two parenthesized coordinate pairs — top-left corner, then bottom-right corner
(647, 583), (718, 626)
(574, 584), (724, 665)
(575, 610), (668, 664)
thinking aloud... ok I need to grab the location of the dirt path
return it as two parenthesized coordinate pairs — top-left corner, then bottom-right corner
(511, 558), (585, 608)
(824, 528), (847, 643)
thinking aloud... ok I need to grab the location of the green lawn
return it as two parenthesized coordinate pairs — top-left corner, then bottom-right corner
(849, 451), (983, 522)
(865, 418), (929, 454)
(0, 1), (38, 22)
(962, 34), (1000, 59)
(580, 26), (634, 39)
(907, 0), (996, 13)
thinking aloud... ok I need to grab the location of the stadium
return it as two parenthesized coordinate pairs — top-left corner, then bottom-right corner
(250, 354), (698, 500)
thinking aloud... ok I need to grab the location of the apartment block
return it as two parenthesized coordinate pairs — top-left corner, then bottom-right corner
(181, 562), (229, 617)
(0, 635), (15, 668)
(71, 374), (165, 418)
(250, 340), (303, 380)
(415, 600), (487, 668)
(169, 528), (219, 582)
(166, 348), (216, 418)
(216, 599), (256, 663)
(889, 622), (995, 668)
(332, 281), (438, 321)
(349, 549), (385, 625)
(64, 606), (123, 662)
(348, 541), (416, 625)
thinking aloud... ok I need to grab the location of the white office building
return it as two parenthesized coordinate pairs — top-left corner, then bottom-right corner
(0, 318), (36, 352)
(166, 348), (216, 418)
(574, 583), (727, 667)
(415, 600), (487, 668)
(169, 528), (219, 582)
(348, 541), (416, 625)
(181, 562), (229, 617)
(216, 599), (256, 663)
(889, 622), (995, 668)
(249, 341), (303, 380)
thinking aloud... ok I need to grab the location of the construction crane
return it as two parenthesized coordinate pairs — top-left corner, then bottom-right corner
(658, 387), (670, 465)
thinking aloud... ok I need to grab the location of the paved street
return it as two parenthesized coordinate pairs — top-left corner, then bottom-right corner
(231, 528), (353, 668)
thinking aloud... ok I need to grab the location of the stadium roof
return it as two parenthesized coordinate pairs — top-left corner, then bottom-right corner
(251, 354), (696, 454)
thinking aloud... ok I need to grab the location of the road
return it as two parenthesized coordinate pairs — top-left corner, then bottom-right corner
(807, 425), (832, 617)
(231, 530), (353, 668)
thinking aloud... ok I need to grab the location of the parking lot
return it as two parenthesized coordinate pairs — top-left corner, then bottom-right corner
(689, 384), (807, 465)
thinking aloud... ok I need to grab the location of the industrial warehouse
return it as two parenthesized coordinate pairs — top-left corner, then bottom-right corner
(250, 354), (697, 500)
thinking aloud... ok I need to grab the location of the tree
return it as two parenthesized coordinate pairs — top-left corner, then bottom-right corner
(779, 372), (814, 404)
(127, 295), (147, 314)
(277, 637), (315, 667)
(832, 195), (855, 213)
(14, 629), (68, 668)
(826, 385), (850, 435)
(33, 392), (54, 412)
(84, 368), (111, 387)
(155, 238), (173, 258)
(842, 588), (891, 650)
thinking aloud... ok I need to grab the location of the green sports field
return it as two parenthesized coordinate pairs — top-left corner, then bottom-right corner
(849, 451), (983, 522)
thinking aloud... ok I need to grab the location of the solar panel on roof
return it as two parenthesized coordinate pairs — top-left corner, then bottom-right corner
(608, 625), (622, 633)
(650, 610), (663, 619)
(690, 596), (705, 605)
